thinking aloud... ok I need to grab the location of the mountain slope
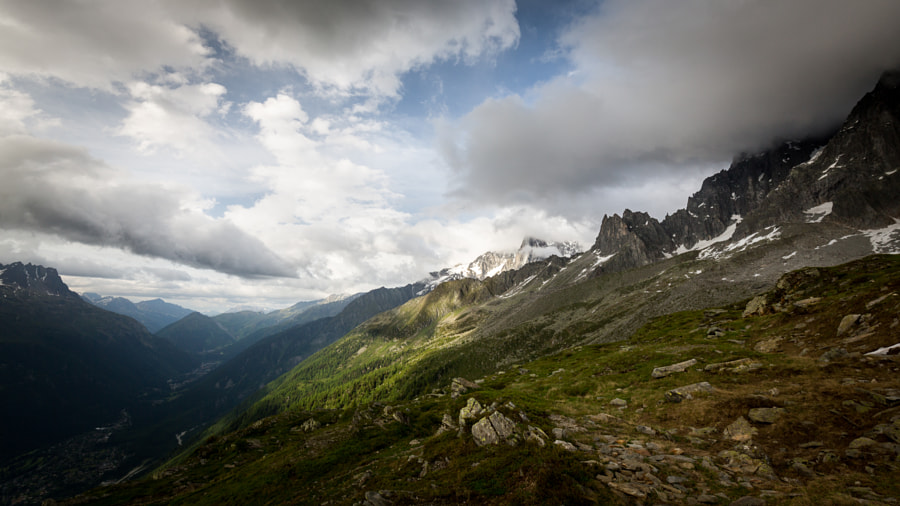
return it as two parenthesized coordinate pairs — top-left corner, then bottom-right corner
(68, 254), (900, 506)
(156, 312), (236, 355)
(0, 262), (197, 461)
(144, 282), (427, 447)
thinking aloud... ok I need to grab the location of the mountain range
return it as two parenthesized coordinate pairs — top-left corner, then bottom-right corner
(2, 71), (899, 505)
(81, 293), (194, 333)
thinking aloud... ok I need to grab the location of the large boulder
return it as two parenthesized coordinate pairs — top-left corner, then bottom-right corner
(471, 411), (518, 446)
(651, 358), (698, 379)
(458, 397), (483, 426)
(450, 377), (479, 399)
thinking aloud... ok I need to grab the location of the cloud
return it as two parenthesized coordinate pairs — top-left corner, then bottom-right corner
(0, 0), (210, 89)
(0, 134), (294, 278)
(441, 0), (900, 213)
(0, 74), (58, 135)
(118, 80), (227, 155)
(227, 93), (414, 286)
(170, 0), (520, 97)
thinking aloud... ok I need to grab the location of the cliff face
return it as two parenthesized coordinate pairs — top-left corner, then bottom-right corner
(593, 211), (673, 273)
(740, 70), (900, 233)
(590, 71), (900, 274)
(663, 137), (827, 248)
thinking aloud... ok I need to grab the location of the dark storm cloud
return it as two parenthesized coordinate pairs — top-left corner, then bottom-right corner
(0, 0), (209, 88)
(441, 0), (900, 206)
(0, 135), (295, 278)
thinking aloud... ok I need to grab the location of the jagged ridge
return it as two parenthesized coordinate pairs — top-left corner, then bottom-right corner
(592, 71), (900, 275)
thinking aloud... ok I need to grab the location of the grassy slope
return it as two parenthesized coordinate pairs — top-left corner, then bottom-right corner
(72, 254), (900, 505)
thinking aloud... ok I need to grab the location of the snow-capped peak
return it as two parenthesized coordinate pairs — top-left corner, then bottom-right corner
(419, 238), (583, 293)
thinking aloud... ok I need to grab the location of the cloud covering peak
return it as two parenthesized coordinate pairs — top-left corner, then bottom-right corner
(441, 0), (900, 209)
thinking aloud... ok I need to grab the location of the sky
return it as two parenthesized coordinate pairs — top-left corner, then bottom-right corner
(2, 0), (900, 314)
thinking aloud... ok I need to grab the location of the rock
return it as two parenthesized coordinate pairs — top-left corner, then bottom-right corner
(866, 293), (895, 309)
(794, 297), (821, 308)
(718, 449), (775, 478)
(704, 358), (756, 372)
(730, 496), (766, 506)
(300, 418), (321, 432)
(471, 412), (517, 446)
(488, 411), (516, 440)
(698, 494), (719, 504)
(651, 358), (698, 379)
(636, 425), (656, 436)
(665, 382), (714, 403)
(607, 481), (647, 499)
(848, 437), (877, 449)
(748, 407), (785, 424)
(554, 440), (578, 452)
(364, 490), (392, 506)
(837, 314), (861, 336)
(437, 413), (457, 435)
(471, 417), (500, 446)
(451, 377), (479, 399)
(551, 427), (567, 440)
(883, 423), (900, 444)
(754, 337), (782, 353)
(743, 295), (769, 318)
(791, 461), (816, 478)
(818, 347), (848, 363)
(708, 326), (727, 337)
(353, 470), (373, 487)
(525, 425), (548, 446)
(610, 398), (628, 407)
(458, 397), (483, 426)
(724, 417), (757, 442)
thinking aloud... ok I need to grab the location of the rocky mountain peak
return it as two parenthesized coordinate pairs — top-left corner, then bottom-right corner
(519, 236), (548, 249)
(737, 69), (900, 233)
(0, 262), (76, 298)
(587, 70), (900, 277)
(422, 237), (583, 292)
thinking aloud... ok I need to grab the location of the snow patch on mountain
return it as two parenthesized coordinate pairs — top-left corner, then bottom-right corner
(804, 202), (833, 223)
(499, 274), (538, 299)
(675, 215), (743, 255)
(866, 342), (900, 356)
(863, 219), (900, 254)
(699, 226), (781, 260)
(573, 251), (614, 282)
